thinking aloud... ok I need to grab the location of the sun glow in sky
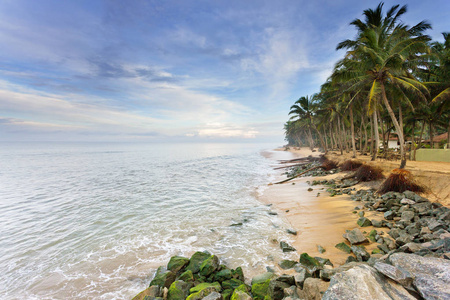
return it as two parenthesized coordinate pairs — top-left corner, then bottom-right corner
(1, 0), (448, 142)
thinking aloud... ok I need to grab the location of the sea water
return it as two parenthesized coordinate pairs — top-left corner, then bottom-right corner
(0, 142), (297, 299)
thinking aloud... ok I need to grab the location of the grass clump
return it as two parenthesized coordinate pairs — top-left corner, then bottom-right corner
(353, 165), (384, 182)
(378, 169), (425, 194)
(340, 160), (363, 171)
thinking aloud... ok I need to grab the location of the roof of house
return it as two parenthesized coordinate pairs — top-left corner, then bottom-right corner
(424, 132), (448, 142)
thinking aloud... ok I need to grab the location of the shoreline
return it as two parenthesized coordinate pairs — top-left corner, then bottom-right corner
(132, 146), (450, 300)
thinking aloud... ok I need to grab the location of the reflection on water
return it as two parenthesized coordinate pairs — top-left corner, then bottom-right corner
(0, 143), (297, 299)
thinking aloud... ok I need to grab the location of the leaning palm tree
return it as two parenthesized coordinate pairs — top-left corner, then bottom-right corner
(336, 2), (431, 168)
(289, 96), (317, 151)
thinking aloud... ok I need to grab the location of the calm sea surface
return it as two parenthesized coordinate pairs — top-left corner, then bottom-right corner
(0, 142), (297, 299)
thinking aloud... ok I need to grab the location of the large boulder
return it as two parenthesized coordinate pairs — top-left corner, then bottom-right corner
(214, 269), (232, 282)
(190, 282), (222, 294)
(343, 228), (368, 245)
(167, 280), (192, 300)
(322, 264), (415, 300)
(298, 278), (330, 300)
(167, 256), (190, 274)
(132, 285), (161, 300)
(185, 251), (211, 273)
(299, 253), (323, 276)
(389, 253), (450, 300)
(150, 266), (176, 289)
(251, 272), (274, 300)
(199, 255), (220, 276)
(186, 287), (217, 300)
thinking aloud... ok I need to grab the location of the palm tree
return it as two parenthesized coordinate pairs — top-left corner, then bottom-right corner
(336, 2), (431, 168)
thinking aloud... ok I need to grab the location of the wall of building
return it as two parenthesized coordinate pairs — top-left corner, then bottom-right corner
(415, 149), (450, 162)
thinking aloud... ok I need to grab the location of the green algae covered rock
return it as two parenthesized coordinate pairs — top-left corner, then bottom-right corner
(132, 285), (161, 300)
(222, 288), (233, 300)
(232, 267), (244, 281)
(214, 269), (232, 282)
(251, 272), (274, 300)
(357, 217), (372, 227)
(335, 242), (351, 254)
(231, 289), (252, 300)
(168, 256), (190, 274)
(186, 251), (211, 273)
(278, 259), (297, 270)
(186, 287), (217, 300)
(178, 270), (194, 282)
(222, 278), (244, 290)
(200, 255), (220, 276)
(190, 282), (222, 294)
(167, 280), (192, 300)
(368, 230), (377, 242)
(150, 266), (176, 288)
(299, 253), (322, 276)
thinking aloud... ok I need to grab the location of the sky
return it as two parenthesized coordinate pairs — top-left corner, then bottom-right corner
(0, 0), (449, 143)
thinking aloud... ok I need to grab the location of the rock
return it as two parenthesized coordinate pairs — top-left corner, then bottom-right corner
(294, 267), (310, 288)
(308, 187), (313, 191)
(178, 270), (194, 282)
(358, 211), (365, 217)
(319, 262), (363, 281)
(230, 290), (251, 300)
(276, 274), (295, 286)
(231, 267), (244, 281)
(199, 255), (220, 276)
(298, 278), (330, 300)
(268, 278), (290, 300)
(335, 242), (351, 253)
(280, 241), (296, 252)
(132, 285), (161, 300)
(428, 220), (444, 232)
(373, 262), (412, 287)
(322, 264), (415, 300)
(299, 253), (323, 276)
(345, 256), (357, 263)
(368, 230), (377, 242)
(384, 211), (395, 220)
(214, 269), (232, 282)
(186, 251), (211, 273)
(371, 219), (383, 227)
(403, 190), (417, 200)
(222, 279), (244, 290)
(398, 242), (424, 253)
(251, 272), (274, 300)
(168, 256), (190, 274)
(202, 292), (223, 300)
(389, 253), (450, 300)
(150, 267), (176, 289)
(343, 228), (368, 245)
(278, 259), (298, 270)
(287, 229), (298, 235)
(400, 198), (415, 205)
(190, 282), (222, 294)
(401, 211), (415, 222)
(167, 280), (192, 300)
(350, 245), (370, 262)
(186, 287), (217, 300)
(221, 289), (233, 300)
(317, 245), (326, 253)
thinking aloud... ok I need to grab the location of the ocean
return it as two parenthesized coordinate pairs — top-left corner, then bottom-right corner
(0, 142), (297, 299)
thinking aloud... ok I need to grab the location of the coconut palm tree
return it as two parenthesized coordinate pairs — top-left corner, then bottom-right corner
(335, 2), (431, 168)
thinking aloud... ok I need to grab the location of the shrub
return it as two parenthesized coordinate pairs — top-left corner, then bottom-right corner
(340, 160), (363, 171)
(378, 169), (426, 194)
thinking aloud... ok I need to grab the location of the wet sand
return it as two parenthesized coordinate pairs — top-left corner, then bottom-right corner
(260, 148), (386, 266)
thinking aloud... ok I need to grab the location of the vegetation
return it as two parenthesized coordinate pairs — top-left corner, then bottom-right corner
(284, 2), (450, 168)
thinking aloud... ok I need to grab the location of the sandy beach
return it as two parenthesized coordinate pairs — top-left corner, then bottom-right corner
(260, 147), (450, 267)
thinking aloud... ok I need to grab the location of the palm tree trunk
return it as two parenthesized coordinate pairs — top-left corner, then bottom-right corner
(359, 114), (363, 153)
(308, 127), (315, 150)
(363, 116), (369, 155)
(413, 120), (425, 160)
(349, 105), (357, 158)
(337, 116), (343, 155)
(323, 128), (329, 150)
(378, 110), (387, 158)
(380, 84), (406, 168)
(371, 110), (380, 161)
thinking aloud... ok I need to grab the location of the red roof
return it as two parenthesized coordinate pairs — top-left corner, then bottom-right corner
(424, 133), (449, 142)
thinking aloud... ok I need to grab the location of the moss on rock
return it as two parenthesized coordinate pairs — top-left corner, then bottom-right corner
(167, 256), (190, 274)
(186, 251), (211, 273)
(199, 255), (220, 276)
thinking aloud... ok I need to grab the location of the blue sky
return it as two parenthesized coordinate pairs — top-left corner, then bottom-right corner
(0, 0), (448, 143)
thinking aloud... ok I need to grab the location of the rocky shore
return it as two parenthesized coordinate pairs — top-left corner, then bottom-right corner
(132, 154), (450, 300)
